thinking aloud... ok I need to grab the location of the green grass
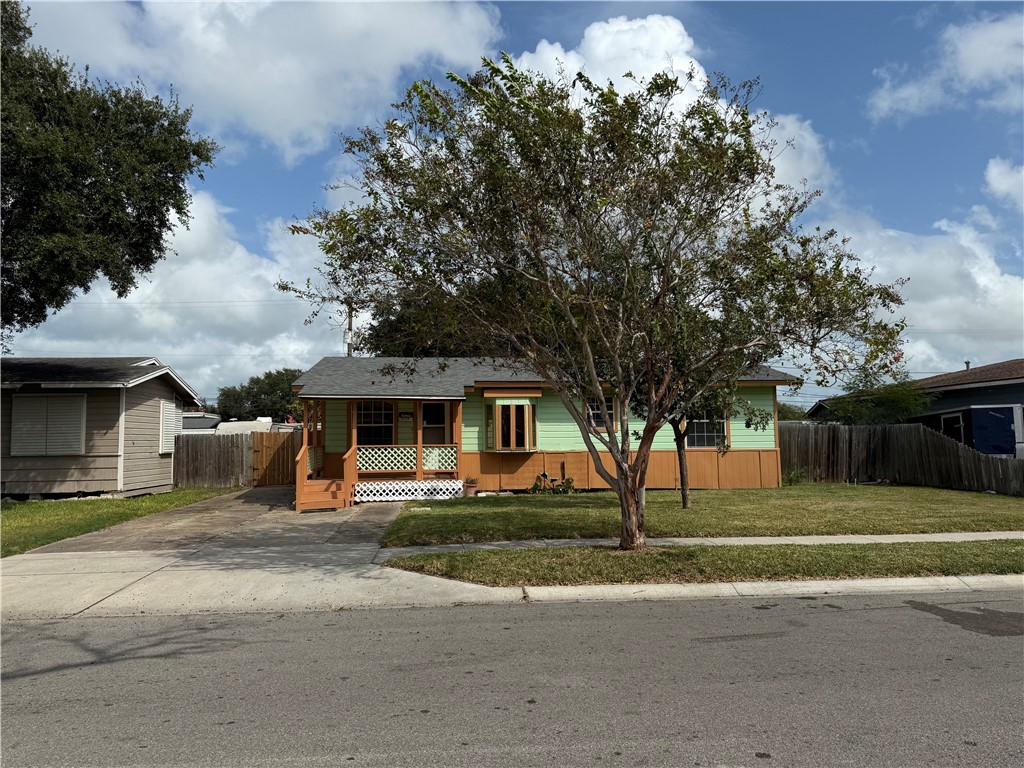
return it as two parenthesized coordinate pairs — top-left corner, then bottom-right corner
(380, 485), (1024, 547)
(0, 487), (241, 557)
(384, 539), (1024, 587)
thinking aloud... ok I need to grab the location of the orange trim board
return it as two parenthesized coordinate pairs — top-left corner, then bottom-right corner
(459, 449), (781, 491)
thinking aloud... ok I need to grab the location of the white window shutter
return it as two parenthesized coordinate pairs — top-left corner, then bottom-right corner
(10, 396), (48, 456)
(45, 395), (86, 455)
(160, 399), (182, 453)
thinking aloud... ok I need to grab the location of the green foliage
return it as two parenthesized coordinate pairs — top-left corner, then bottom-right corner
(386, 540), (1024, 587)
(284, 54), (905, 546)
(0, 1), (217, 345)
(216, 368), (304, 422)
(825, 368), (935, 425)
(782, 466), (808, 486)
(528, 473), (576, 495)
(380, 485), (1024, 548)
(777, 402), (808, 421)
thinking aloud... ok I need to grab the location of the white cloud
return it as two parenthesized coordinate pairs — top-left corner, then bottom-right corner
(28, 1), (502, 165)
(868, 12), (1024, 122)
(829, 209), (1024, 373)
(985, 157), (1024, 214)
(9, 191), (349, 401)
(517, 15), (707, 95)
(766, 113), (837, 193)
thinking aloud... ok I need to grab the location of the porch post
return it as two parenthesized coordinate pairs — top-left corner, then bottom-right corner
(348, 400), (358, 480)
(302, 400), (309, 449)
(414, 400), (424, 480)
(453, 400), (463, 480)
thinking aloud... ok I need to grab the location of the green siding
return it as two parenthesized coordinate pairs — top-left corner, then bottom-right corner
(463, 392), (486, 451)
(325, 386), (776, 455)
(535, 391), (587, 450)
(325, 401), (348, 453)
(728, 386), (776, 449)
(495, 386), (776, 452)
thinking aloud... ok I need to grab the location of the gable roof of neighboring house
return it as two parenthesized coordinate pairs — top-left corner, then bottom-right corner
(293, 357), (797, 400)
(805, 358), (1024, 419)
(911, 359), (1024, 392)
(1, 357), (202, 405)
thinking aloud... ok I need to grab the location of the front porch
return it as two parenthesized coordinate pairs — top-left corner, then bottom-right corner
(295, 398), (465, 511)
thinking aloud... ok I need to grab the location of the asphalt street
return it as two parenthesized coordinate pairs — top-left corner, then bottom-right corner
(3, 590), (1022, 768)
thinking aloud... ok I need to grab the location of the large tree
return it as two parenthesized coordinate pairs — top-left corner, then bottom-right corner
(216, 368), (305, 423)
(0, 1), (217, 346)
(821, 367), (935, 426)
(283, 56), (905, 550)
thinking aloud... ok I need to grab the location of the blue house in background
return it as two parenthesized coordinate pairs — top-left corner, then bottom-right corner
(908, 359), (1024, 458)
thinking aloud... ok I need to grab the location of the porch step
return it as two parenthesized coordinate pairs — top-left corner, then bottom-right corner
(297, 480), (351, 511)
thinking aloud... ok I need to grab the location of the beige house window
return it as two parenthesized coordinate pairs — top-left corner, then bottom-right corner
(10, 394), (86, 456)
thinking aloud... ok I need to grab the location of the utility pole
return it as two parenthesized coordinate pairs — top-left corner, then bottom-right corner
(346, 301), (354, 357)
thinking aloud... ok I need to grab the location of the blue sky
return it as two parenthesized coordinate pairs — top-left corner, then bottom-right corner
(11, 1), (1024, 409)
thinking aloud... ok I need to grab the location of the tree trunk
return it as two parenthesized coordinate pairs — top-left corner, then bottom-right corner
(670, 416), (691, 509)
(616, 470), (647, 551)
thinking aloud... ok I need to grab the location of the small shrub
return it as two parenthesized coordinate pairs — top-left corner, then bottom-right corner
(528, 473), (576, 495)
(782, 466), (808, 486)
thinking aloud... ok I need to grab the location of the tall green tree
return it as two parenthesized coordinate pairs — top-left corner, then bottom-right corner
(0, 1), (217, 346)
(216, 369), (304, 423)
(824, 368), (935, 425)
(283, 56), (905, 550)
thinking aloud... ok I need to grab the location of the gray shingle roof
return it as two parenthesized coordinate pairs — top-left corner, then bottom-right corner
(293, 358), (540, 399)
(294, 357), (797, 399)
(1, 357), (201, 404)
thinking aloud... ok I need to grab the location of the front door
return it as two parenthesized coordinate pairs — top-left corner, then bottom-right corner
(422, 402), (448, 444)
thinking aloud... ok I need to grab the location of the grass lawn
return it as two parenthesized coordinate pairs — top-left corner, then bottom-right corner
(0, 487), (241, 557)
(379, 484), (1024, 547)
(384, 539), (1024, 587)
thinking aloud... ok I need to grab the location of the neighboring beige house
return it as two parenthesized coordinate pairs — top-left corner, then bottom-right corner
(1, 357), (202, 497)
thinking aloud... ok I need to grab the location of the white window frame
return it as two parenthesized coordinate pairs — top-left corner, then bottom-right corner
(160, 398), (182, 454)
(585, 396), (616, 432)
(685, 411), (727, 449)
(10, 394), (87, 456)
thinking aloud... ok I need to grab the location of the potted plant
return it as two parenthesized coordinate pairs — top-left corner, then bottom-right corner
(463, 477), (479, 497)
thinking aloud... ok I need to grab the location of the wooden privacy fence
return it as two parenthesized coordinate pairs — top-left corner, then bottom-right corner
(252, 431), (302, 486)
(174, 431), (302, 488)
(780, 422), (1024, 496)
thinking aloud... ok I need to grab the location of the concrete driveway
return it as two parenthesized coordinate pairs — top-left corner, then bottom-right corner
(2, 488), (523, 619)
(28, 486), (396, 553)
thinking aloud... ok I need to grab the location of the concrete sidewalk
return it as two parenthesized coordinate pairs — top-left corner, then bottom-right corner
(3, 530), (1020, 620)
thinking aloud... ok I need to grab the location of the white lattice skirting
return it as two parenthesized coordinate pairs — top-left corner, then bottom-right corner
(353, 479), (464, 503)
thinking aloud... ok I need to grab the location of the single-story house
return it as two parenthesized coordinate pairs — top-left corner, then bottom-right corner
(1, 357), (202, 496)
(908, 359), (1023, 458)
(292, 357), (796, 510)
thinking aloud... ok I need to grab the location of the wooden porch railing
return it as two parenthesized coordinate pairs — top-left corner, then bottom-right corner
(356, 444), (458, 474)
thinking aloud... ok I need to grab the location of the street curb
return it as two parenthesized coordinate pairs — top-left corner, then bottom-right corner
(521, 574), (1024, 604)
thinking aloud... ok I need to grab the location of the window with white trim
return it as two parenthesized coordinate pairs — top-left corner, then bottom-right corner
(10, 394), (86, 456)
(160, 398), (183, 454)
(685, 411), (726, 448)
(585, 396), (616, 432)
